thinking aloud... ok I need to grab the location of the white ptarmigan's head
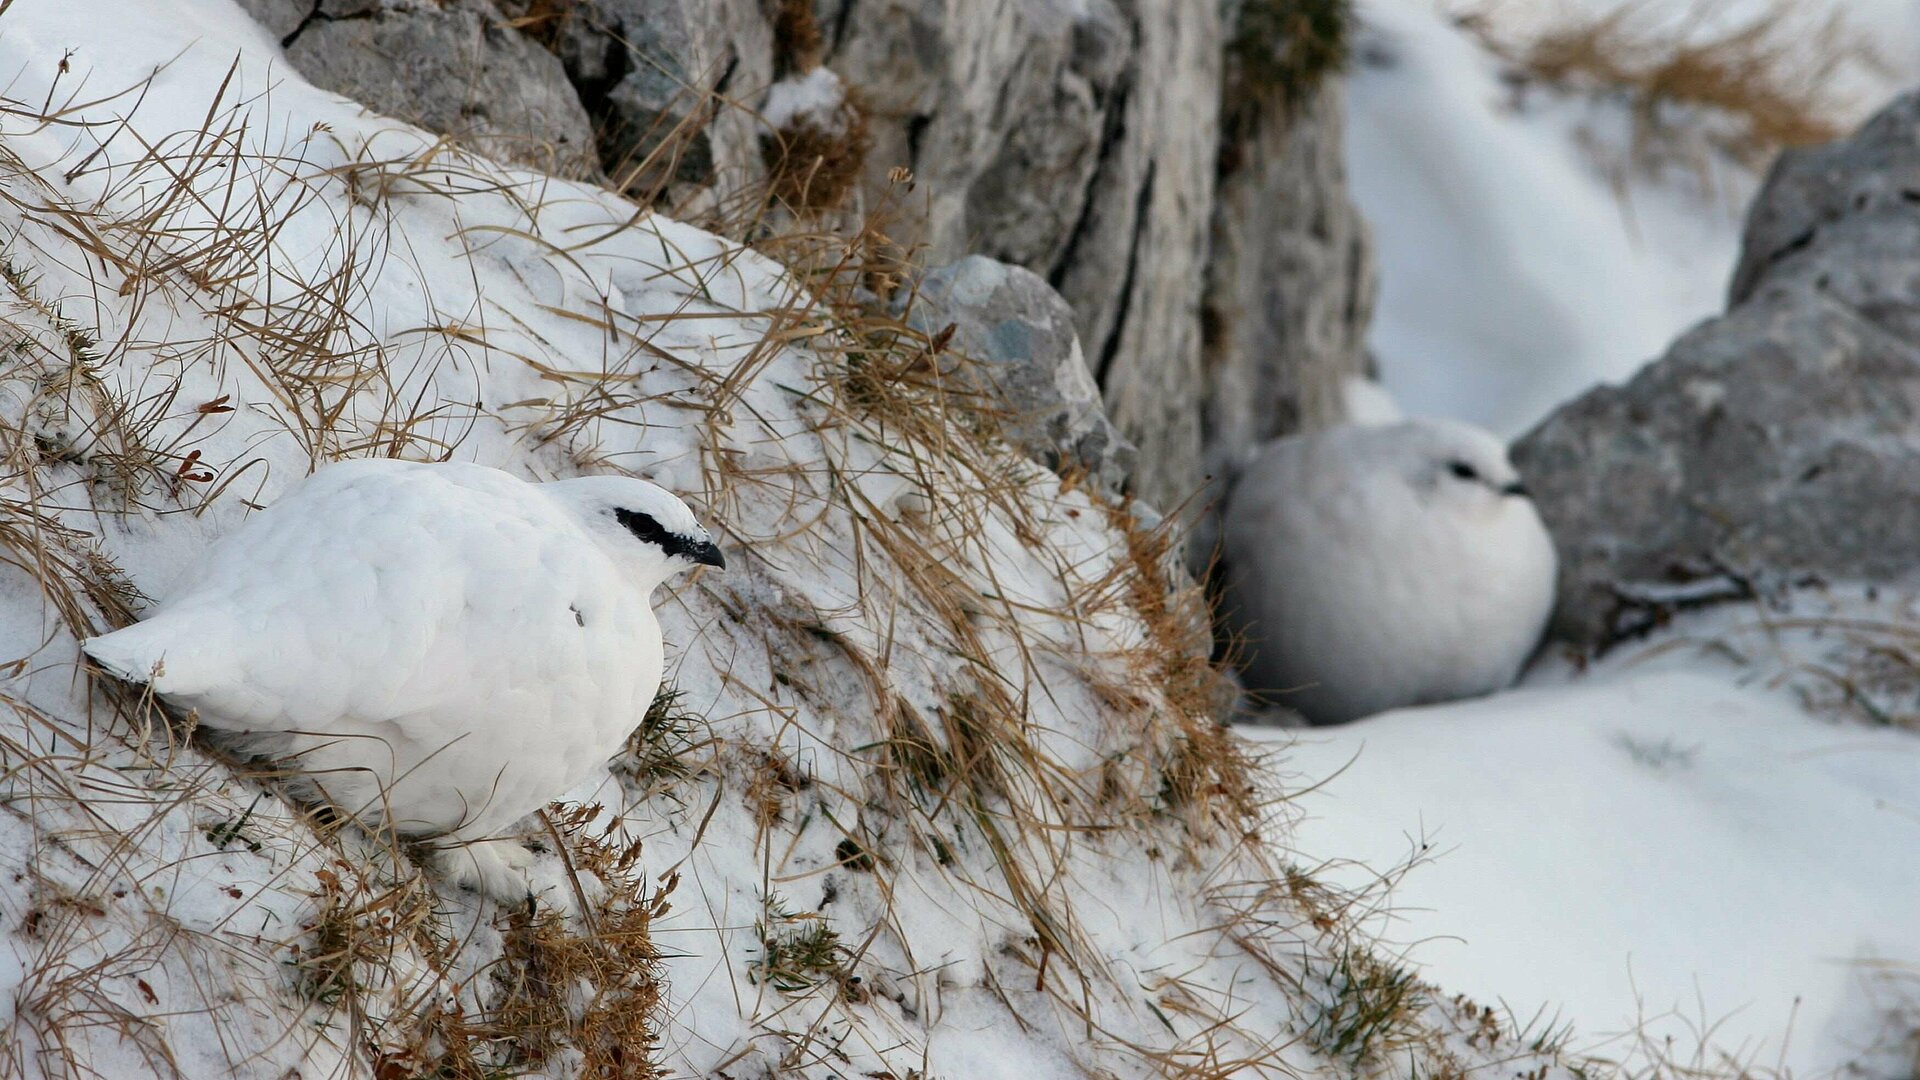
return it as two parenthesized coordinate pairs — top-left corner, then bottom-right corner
(1221, 418), (1557, 725)
(79, 459), (723, 911)
(543, 474), (726, 583)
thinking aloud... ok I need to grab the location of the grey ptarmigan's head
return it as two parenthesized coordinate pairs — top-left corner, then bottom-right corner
(1372, 416), (1531, 514)
(1220, 417), (1558, 725)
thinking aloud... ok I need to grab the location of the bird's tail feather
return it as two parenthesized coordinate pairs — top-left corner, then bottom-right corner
(81, 623), (172, 686)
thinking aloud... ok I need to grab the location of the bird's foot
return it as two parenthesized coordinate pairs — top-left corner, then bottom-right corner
(433, 838), (578, 917)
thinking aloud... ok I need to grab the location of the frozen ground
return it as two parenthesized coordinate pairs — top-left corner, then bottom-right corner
(1349, 0), (1920, 434)
(1252, 587), (1920, 1079)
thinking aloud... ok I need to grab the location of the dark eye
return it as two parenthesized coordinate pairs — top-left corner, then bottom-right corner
(1447, 460), (1480, 481)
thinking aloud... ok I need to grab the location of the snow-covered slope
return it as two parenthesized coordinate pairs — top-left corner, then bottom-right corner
(0, 3), (1589, 1079)
(1256, 589), (1920, 1079)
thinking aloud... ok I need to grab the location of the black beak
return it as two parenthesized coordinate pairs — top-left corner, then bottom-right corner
(1501, 481), (1530, 498)
(687, 539), (726, 569)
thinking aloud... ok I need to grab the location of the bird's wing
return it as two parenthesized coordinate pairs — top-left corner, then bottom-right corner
(83, 462), (606, 732)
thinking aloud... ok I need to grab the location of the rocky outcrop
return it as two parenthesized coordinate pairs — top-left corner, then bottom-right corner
(817, 0), (1224, 508)
(234, 0), (1373, 520)
(1726, 92), (1920, 307)
(234, 0), (310, 40)
(1515, 90), (1920, 647)
(906, 256), (1136, 491)
(250, 0), (600, 178)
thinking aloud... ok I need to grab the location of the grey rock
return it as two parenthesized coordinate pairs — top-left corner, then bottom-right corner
(233, 0), (311, 41)
(906, 256), (1137, 491)
(276, 0), (600, 178)
(706, 0), (1205, 509)
(1205, 82), (1376, 474)
(1036, 0), (1222, 511)
(542, 0), (772, 194)
(1728, 91), (1920, 306)
(1515, 89), (1920, 646)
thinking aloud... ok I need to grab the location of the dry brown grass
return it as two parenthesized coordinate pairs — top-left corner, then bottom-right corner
(1461, 0), (1871, 170)
(281, 806), (672, 1080)
(483, 806), (671, 1080)
(771, 0), (826, 75)
(761, 98), (873, 216)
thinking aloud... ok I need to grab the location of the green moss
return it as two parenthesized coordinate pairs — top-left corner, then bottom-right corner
(749, 894), (848, 993)
(1307, 946), (1426, 1064)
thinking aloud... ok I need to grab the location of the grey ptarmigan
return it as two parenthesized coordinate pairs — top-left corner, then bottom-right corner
(1221, 418), (1556, 725)
(83, 459), (724, 906)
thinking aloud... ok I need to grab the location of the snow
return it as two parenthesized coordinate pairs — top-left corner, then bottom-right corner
(1347, 0), (1920, 436)
(761, 66), (849, 132)
(1250, 589), (1920, 1079)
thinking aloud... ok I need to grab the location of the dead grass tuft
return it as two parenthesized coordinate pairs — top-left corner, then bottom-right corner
(1307, 946), (1428, 1065)
(744, 747), (811, 832)
(1462, 0), (1871, 171)
(761, 92), (873, 216)
(290, 861), (444, 1010)
(616, 685), (719, 799)
(480, 810), (672, 1080)
(500, 0), (586, 48)
(771, 0), (826, 75)
(300, 807), (675, 1080)
(1227, 0), (1355, 114)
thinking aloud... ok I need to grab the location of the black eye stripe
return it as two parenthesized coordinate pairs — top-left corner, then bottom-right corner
(615, 507), (675, 547)
(615, 507), (711, 561)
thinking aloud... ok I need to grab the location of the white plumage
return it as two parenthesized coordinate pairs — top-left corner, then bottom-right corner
(1221, 418), (1556, 725)
(83, 459), (723, 905)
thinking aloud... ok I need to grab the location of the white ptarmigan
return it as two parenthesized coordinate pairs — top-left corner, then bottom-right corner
(82, 459), (723, 906)
(1221, 418), (1556, 725)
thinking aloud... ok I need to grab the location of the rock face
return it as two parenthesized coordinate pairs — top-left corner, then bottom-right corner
(816, 0), (1224, 508)
(233, 0), (310, 40)
(263, 0), (600, 178)
(235, 0), (1374, 519)
(1205, 82), (1376, 476)
(538, 0), (772, 193)
(1726, 92), (1920, 308)
(1515, 90), (1920, 647)
(906, 256), (1136, 491)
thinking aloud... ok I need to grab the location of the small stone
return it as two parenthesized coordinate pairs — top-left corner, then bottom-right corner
(904, 255), (1136, 493)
